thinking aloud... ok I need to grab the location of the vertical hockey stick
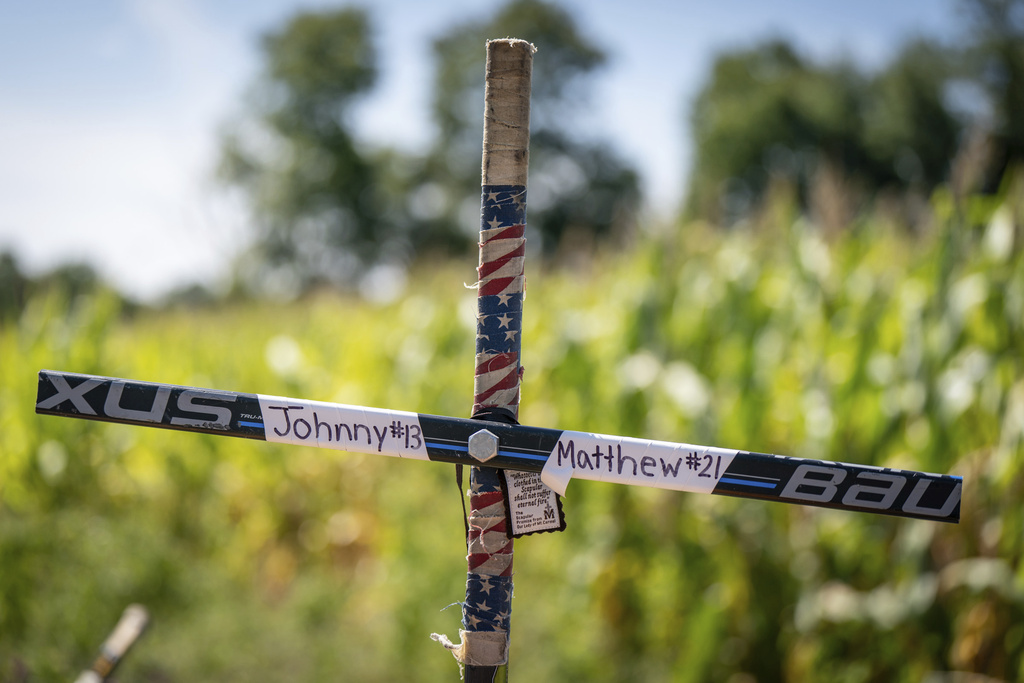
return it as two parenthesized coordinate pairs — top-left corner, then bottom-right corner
(434, 38), (534, 682)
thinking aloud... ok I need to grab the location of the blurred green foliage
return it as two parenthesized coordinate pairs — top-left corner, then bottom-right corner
(686, 39), (962, 225)
(961, 0), (1024, 175)
(4, 173), (1024, 681)
(0, 251), (122, 322)
(687, 0), (1024, 225)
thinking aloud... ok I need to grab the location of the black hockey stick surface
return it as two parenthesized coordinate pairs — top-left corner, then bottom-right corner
(36, 370), (961, 523)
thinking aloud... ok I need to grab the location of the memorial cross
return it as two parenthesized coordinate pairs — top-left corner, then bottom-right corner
(35, 39), (961, 682)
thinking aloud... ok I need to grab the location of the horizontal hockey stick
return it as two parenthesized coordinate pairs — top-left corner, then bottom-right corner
(36, 369), (961, 523)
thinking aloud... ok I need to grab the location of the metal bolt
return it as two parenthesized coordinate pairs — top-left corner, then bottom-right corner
(468, 429), (499, 462)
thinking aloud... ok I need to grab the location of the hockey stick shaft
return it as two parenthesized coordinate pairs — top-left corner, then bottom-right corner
(73, 604), (149, 683)
(456, 38), (537, 679)
(36, 369), (961, 523)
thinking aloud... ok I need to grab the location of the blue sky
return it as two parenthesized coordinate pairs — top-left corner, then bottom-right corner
(0, 0), (966, 299)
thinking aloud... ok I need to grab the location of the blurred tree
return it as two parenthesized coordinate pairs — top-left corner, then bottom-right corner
(413, 0), (641, 256)
(36, 262), (103, 301)
(685, 41), (867, 223)
(862, 39), (963, 189)
(0, 250), (29, 320)
(219, 8), (394, 294)
(959, 0), (1024, 177)
(220, 2), (641, 294)
(0, 251), (116, 320)
(685, 38), (963, 224)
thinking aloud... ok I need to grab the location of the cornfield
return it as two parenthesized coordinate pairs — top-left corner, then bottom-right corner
(2, 179), (1023, 681)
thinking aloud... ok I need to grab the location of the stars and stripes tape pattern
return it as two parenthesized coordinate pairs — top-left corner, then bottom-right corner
(466, 185), (525, 655)
(467, 467), (514, 576)
(463, 468), (513, 636)
(463, 575), (513, 632)
(473, 185), (526, 416)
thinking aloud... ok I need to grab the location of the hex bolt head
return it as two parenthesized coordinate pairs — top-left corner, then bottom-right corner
(468, 429), (499, 463)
